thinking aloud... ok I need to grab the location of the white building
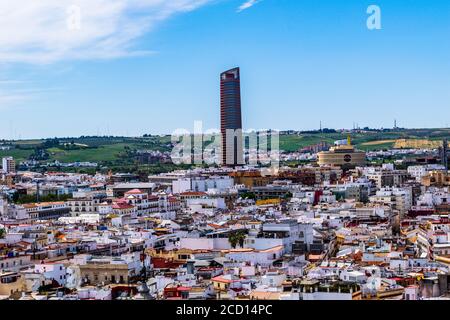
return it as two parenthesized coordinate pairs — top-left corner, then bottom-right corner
(225, 246), (283, 267)
(58, 214), (100, 224)
(339, 270), (367, 283)
(172, 176), (234, 194)
(369, 187), (412, 214)
(408, 164), (446, 181)
(1, 157), (15, 174)
(33, 263), (67, 286)
(186, 198), (226, 210)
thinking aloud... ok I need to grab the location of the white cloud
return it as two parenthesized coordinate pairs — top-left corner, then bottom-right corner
(237, 0), (262, 13)
(0, 0), (212, 64)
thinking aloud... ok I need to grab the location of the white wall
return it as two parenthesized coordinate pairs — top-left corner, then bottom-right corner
(172, 179), (191, 194)
(179, 237), (231, 250)
(34, 263), (66, 286)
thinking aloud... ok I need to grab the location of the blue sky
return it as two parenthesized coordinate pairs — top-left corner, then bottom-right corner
(1, 0), (449, 139)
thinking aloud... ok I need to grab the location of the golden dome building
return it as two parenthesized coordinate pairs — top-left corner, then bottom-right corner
(317, 136), (366, 169)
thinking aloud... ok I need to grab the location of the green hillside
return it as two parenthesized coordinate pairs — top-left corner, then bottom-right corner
(1, 129), (449, 171)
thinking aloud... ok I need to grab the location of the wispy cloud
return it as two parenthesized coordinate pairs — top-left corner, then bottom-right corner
(0, 78), (63, 110)
(0, 91), (29, 110)
(0, 79), (27, 107)
(0, 80), (28, 85)
(237, 0), (262, 13)
(0, 0), (212, 64)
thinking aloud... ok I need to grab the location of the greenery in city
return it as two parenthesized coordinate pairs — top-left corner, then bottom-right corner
(228, 230), (247, 249)
(12, 193), (72, 204)
(241, 192), (256, 200)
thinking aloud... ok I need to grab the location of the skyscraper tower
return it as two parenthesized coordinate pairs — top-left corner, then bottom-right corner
(442, 139), (448, 170)
(220, 67), (243, 166)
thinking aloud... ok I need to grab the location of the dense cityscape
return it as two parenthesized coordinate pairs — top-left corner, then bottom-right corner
(1, 67), (450, 301)
(0, 5), (448, 320)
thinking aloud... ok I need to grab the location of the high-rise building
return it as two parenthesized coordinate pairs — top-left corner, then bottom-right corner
(442, 139), (448, 170)
(1, 157), (16, 174)
(220, 67), (243, 166)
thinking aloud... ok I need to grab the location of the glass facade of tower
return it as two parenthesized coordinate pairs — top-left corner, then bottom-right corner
(220, 67), (243, 166)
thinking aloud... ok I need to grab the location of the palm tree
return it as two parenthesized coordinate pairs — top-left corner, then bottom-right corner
(237, 231), (246, 248)
(0, 229), (5, 239)
(228, 230), (246, 249)
(228, 233), (238, 248)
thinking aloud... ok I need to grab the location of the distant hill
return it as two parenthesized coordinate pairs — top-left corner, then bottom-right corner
(1, 128), (449, 168)
(279, 128), (450, 152)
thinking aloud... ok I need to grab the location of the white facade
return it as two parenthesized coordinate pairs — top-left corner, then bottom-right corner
(186, 198), (226, 210)
(261, 271), (286, 287)
(408, 164), (446, 181)
(225, 246), (283, 267)
(180, 237), (231, 250)
(58, 214), (100, 224)
(34, 263), (67, 286)
(172, 176), (234, 194)
(339, 270), (367, 283)
(1, 157), (15, 173)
